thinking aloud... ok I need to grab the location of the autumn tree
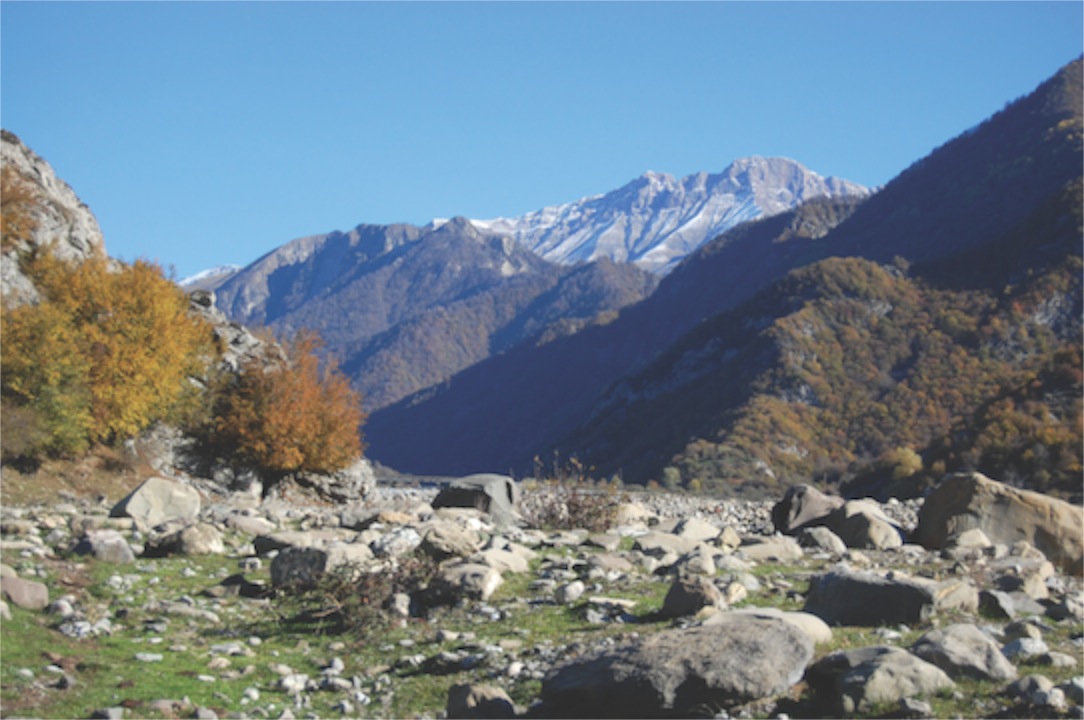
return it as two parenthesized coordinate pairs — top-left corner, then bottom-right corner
(213, 331), (365, 476)
(1, 249), (216, 456)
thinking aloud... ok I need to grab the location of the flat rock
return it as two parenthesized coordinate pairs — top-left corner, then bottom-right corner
(738, 535), (803, 562)
(704, 606), (833, 646)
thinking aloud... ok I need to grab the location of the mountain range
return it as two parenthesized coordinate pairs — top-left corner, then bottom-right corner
(191, 157), (867, 413)
(471, 156), (870, 273)
(201, 218), (658, 411)
(364, 57), (1083, 499)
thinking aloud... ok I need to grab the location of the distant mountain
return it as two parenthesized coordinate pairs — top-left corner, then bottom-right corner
(474, 156), (870, 273)
(180, 265), (241, 291)
(365, 58), (1083, 494)
(204, 217), (657, 411)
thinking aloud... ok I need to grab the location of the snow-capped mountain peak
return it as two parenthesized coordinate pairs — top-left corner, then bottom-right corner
(472, 156), (871, 274)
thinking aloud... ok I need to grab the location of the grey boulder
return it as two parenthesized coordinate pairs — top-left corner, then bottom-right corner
(910, 623), (1018, 681)
(540, 617), (813, 718)
(433, 475), (520, 528)
(806, 645), (955, 716)
(111, 476), (200, 531)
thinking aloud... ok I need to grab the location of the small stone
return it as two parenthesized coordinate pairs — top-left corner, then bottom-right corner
(135, 652), (164, 662)
(90, 708), (125, 720)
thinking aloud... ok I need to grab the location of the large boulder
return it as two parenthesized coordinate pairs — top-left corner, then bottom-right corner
(433, 475), (520, 528)
(806, 645), (955, 716)
(292, 458), (376, 504)
(914, 472), (1083, 576)
(805, 566), (950, 626)
(270, 543), (375, 589)
(111, 477), (201, 531)
(539, 618), (814, 718)
(771, 484), (845, 534)
(823, 500), (904, 550)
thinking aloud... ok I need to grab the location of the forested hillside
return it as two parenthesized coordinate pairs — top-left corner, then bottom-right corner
(367, 58), (1083, 499)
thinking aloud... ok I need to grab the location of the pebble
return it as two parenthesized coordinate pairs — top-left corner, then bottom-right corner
(135, 652), (163, 663)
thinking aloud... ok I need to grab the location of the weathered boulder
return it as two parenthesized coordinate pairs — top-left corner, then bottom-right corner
(661, 575), (725, 619)
(71, 529), (136, 563)
(914, 472), (1083, 576)
(111, 477), (201, 531)
(824, 500), (904, 550)
(805, 566), (943, 626)
(771, 484), (845, 534)
(738, 535), (803, 562)
(806, 645), (955, 716)
(911, 623), (1018, 682)
(427, 562), (503, 604)
(370, 526), (423, 558)
(539, 618), (814, 718)
(703, 606), (833, 646)
(633, 532), (701, 558)
(797, 526), (848, 555)
(419, 522), (483, 561)
(145, 522), (225, 557)
(270, 543), (375, 589)
(671, 517), (721, 542)
(433, 475), (520, 528)
(446, 683), (515, 719)
(292, 458), (376, 504)
(0, 574), (49, 610)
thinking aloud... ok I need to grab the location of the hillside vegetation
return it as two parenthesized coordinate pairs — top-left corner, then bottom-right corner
(0, 154), (365, 482)
(368, 58), (1083, 500)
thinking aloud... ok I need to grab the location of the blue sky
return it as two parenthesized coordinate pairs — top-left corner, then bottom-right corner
(2, 2), (1081, 279)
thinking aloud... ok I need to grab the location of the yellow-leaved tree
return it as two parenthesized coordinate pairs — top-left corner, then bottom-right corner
(213, 331), (365, 476)
(1, 249), (216, 457)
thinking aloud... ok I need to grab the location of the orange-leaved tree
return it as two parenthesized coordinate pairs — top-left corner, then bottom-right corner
(213, 331), (365, 475)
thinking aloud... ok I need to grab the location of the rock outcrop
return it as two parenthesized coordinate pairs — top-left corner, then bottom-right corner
(1, 130), (107, 306)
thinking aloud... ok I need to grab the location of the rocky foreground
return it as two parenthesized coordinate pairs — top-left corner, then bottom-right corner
(1, 468), (1082, 719)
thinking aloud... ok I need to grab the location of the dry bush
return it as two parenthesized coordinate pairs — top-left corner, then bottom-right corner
(519, 457), (624, 532)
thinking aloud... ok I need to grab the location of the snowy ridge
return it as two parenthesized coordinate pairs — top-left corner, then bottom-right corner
(179, 264), (242, 289)
(473, 157), (871, 274)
